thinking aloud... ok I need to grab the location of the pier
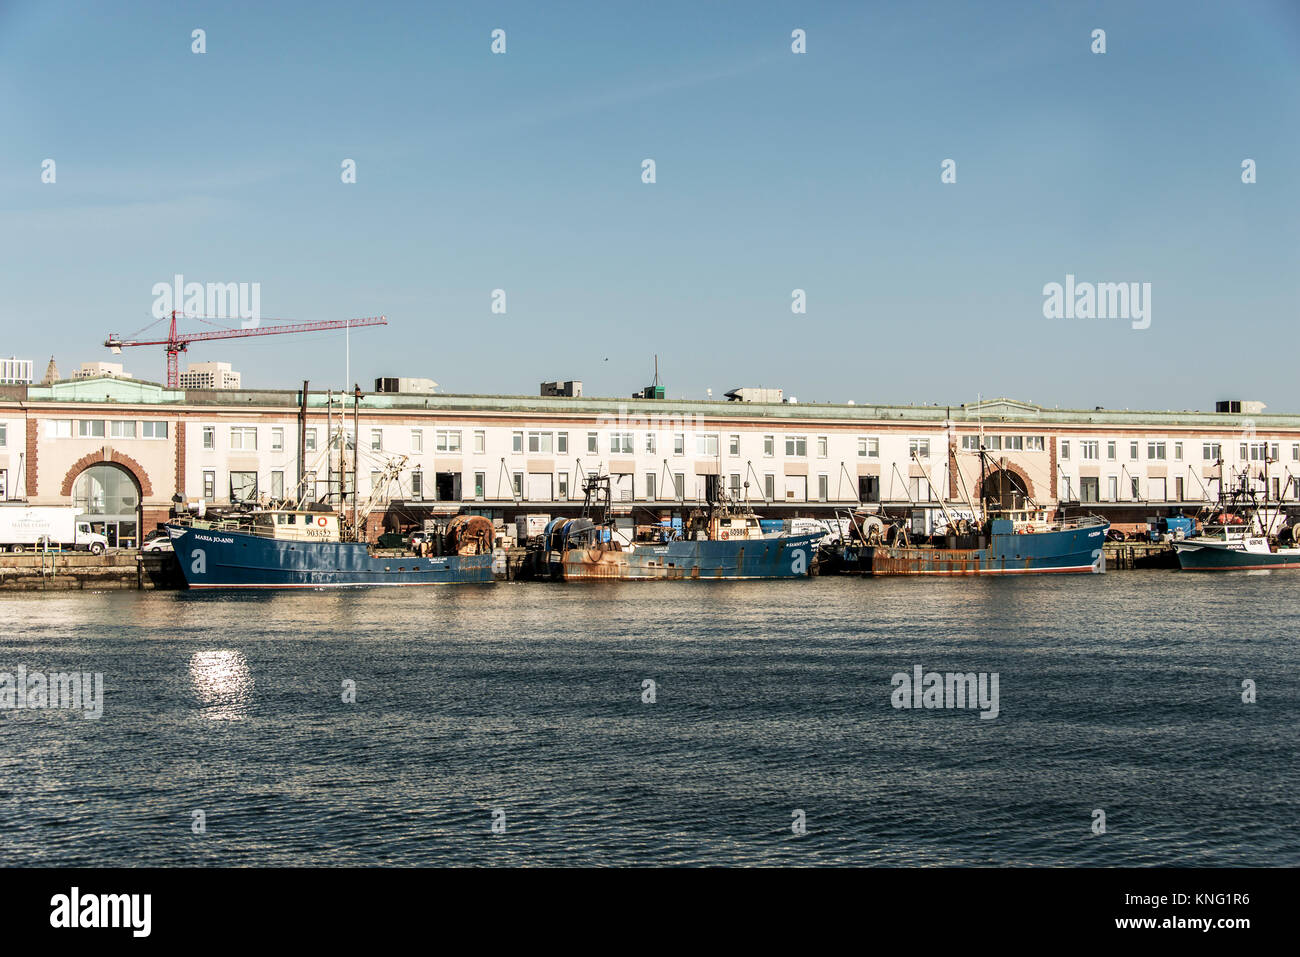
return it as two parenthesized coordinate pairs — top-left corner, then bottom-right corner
(0, 552), (182, 590)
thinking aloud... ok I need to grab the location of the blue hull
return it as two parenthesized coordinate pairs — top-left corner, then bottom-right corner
(839, 522), (1108, 576)
(1174, 541), (1300, 571)
(168, 525), (494, 589)
(554, 532), (823, 580)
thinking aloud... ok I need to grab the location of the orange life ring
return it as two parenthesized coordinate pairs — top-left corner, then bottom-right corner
(720, 530), (729, 540)
(317, 516), (328, 527)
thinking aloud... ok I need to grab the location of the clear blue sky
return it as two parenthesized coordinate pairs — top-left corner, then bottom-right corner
(2, 0), (1298, 411)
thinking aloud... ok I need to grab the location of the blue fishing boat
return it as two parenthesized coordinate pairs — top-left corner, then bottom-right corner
(544, 475), (824, 581)
(1173, 471), (1300, 571)
(167, 509), (495, 589)
(831, 513), (1108, 575)
(823, 447), (1108, 575)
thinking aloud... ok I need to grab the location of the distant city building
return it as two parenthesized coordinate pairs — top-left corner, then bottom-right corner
(0, 357), (33, 384)
(41, 356), (60, 385)
(375, 377), (437, 394)
(541, 380), (582, 397)
(71, 361), (132, 381)
(179, 361), (242, 390)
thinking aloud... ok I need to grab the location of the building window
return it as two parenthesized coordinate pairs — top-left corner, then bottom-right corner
(1003, 436), (1023, 450)
(1130, 440), (1139, 459)
(586, 432), (597, 453)
(433, 430), (460, 453)
(1147, 441), (1166, 460)
(474, 431), (486, 454)
(858, 437), (879, 458)
(1106, 475), (1117, 501)
(512, 472), (523, 498)
(697, 433), (719, 456)
(0, 424), (5, 448)
(1269, 442), (1280, 462)
(909, 438), (930, 458)
(674, 433), (685, 455)
(763, 474), (775, 501)
(784, 435), (807, 457)
(1174, 441), (1183, 461)
(1025, 436), (1045, 451)
(304, 428), (317, 452)
(141, 420), (167, 439)
(412, 430), (423, 452)
(110, 420), (136, 439)
(202, 426), (215, 450)
(1060, 440), (1070, 460)
(270, 471), (285, 499)
(674, 473), (686, 499)
(230, 427), (257, 450)
(729, 473), (741, 498)
(645, 433), (656, 454)
(728, 434), (740, 456)
(558, 473), (569, 500)
(1080, 440), (1098, 460)
(528, 431), (553, 453)
(644, 473), (656, 500)
(268, 427), (283, 451)
(370, 430), (383, 451)
(817, 474), (829, 501)
(45, 420), (72, 438)
(78, 420), (106, 438)
(609, 432), (632, 454)
(1292, 443), (1299, 462)
(763, 435), (774, 457)
(1203, 442), (1221, 461)
(1131, 476), (1141, 499)
(229, 471), (257, 502)
(411, 470), (423, 500)
(557, 432), (568, 454)
(202, 471), (216, 500)
(474, 472), (485, 500)
(513, 432), (525, 453)
(816, 436), (828, 458)
(1106, 440), (1116, 461)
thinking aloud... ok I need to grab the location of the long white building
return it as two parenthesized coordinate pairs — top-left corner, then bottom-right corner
(2, 376), (1297, 547)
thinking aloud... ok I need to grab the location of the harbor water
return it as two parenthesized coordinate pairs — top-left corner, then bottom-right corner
(1, 573), (1296, 866)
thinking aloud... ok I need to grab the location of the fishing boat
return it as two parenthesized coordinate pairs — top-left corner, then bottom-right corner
(544, 474), (824, 581)
(167, 414), (495, 588)
(1173, 470), (1300, 571)
(823, 448), (1109, 575)
(166, 508), (495, 589)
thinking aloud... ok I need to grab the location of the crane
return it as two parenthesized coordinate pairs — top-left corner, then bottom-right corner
(105, 311), (388, 388)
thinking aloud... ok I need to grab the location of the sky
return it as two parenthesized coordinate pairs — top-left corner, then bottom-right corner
(1, 0), (1298, 412)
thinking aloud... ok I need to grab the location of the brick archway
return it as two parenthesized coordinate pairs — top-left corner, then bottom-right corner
(61, 450), (154, 498)
(979, 461), (1036, 508)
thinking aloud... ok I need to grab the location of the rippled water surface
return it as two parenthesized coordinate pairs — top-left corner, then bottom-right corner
(1, 573), (1296, 866)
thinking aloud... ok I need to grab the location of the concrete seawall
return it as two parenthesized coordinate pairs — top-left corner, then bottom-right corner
(0, 552), (183, 590)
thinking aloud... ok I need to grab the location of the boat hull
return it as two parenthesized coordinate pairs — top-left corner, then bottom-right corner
(831, 523), (1108, 576)
(554, 532), (823, 581)
(167, 525), (494, 588)
(1173, 539), (1300, 571)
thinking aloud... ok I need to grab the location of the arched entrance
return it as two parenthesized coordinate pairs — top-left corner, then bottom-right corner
(71, 464), (141, 548)
(980, 468), (1029, 511)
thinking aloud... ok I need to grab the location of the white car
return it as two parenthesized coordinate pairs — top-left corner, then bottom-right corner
(141, 535), (173, 553)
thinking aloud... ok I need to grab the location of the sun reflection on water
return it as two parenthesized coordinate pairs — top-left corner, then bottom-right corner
(189, 650), (253, 721)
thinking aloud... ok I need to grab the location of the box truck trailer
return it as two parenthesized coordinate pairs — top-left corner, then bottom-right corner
(0, 505), (109, 554)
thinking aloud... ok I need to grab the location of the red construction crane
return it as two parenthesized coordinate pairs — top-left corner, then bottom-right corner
(105, 311), (388, 388)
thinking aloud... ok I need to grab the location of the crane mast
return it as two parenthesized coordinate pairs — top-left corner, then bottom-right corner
(105, 311), (387, 388)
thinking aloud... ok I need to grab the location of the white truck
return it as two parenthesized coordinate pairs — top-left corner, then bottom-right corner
(0, 505), (109, 554)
